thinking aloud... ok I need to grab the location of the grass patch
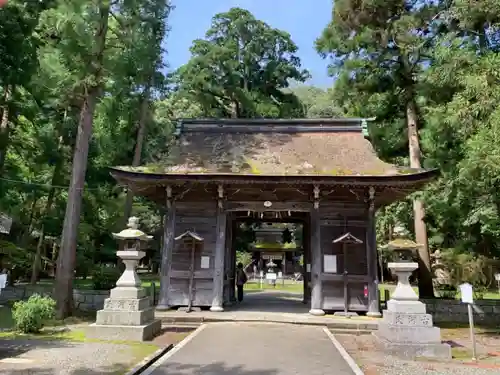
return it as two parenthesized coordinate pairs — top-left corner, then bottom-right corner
(0, 329), (86, 341)
(244, 281), (303, 293)
(452, 347), (475, 360)
(0, 305), (14, 329)
(126, 342), (160, 363)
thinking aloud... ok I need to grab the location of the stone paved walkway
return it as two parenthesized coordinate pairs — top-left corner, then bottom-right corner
(145, 322), (356, 375)
(156, 291), (378, 331)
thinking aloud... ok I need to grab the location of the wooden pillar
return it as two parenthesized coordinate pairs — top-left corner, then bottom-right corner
(211, 185), (226, 312)
(157, 187), (175, 310)
(366, 186), (381, 317)
(229, 219), (237, 303)
(302, 219), (311, 304)
(309, 185), (325, 316)
(223, 213), (234, 305)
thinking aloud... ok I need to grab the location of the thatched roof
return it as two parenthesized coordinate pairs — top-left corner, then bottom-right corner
(114, 118), (429, 178)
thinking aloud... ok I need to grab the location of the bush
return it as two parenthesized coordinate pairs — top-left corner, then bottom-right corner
(90, 265), (121, 290)
(12, 294), (56, 333)
(435, 284), (457, 299)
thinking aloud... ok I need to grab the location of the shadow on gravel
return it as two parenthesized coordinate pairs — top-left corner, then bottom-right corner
(0, 361), (280, 375)
(0, 337), (74, 360)
(0, 364), (129, 375)
(148, 361), (279, 375)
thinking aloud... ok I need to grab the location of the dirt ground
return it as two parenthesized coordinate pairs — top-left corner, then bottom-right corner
(336, 327), (500, 375)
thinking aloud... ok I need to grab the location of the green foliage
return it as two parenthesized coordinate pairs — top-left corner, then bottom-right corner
(289, 85), (341, 118)
(438, 249), (491, 291)
(281, 228), (292, 244)
(90, 265), (121, 291)
(12, 294), (56, 333)
(176, 7), (309, 118)
(317, 0), (500, 281)
(233, 223), (257, 252)
(435, 284), (457, 299)
(236, 251), (252, 268)
(2, 0), (499, 316)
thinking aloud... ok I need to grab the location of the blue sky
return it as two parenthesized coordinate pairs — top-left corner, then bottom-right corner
(166, 0), (333, 87)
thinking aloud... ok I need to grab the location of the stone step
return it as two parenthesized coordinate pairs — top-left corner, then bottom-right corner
(160, 323), (200, 332)
(157, 314), (378, 331)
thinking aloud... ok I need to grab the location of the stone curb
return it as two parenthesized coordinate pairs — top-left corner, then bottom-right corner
(323, 327), (365, 375)
(123, 343), (174, 375)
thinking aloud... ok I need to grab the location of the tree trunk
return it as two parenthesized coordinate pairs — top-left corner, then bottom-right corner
(406, 98), (434, 298)
(31, 139), (63, 284)
(123, 85), (151, 222)
(20, 196), (38, 249)
(0, 86), (12, 175)
(54, 2), (110, 319)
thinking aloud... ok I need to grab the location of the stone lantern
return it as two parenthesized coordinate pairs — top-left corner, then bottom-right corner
(373, 227), (451, 359)
(87, 217), (161, 341)
(384, 237), (420, 301)
(112, 217), (152, 288)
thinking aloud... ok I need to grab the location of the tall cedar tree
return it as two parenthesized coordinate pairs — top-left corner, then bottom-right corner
(177, 7), (309, 118)
(54, 0), (110, 318)
(316, 0), (447, 297)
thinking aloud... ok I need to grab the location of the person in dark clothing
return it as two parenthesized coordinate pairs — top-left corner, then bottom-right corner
(235, 262), (248, 302)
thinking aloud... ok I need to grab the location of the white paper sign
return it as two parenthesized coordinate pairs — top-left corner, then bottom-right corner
(266, 272), (277, 280)
(495, 273), (500, 281)
(278, 272), (283, 278)
(0, 274), (6, 289)
(200, 256), (210, 269)
(306, 263), (311, 272)
(323, 255), (337, 273)
(460, 283), (474, 304)
(259, 270), (264, 278)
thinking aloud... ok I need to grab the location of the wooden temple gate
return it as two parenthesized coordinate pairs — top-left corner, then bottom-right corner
(110, 118), (437, 316)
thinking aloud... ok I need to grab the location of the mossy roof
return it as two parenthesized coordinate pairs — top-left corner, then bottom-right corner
(114, 119), (431, 177)
(382, 238), (422, 250)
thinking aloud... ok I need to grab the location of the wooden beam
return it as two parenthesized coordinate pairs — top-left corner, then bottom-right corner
(225, 201), (313, 212)
(157, 189), (175, 310)
(366, 186), (381, 317)
(234, 216), (307, 224)
(320, 219), (367, 227)
(210, 199), (227, 312)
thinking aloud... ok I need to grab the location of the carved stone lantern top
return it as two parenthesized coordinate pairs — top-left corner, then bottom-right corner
(266, 260), (277, 269)
(112, 217), (153, 242)
(382, 224), (422, 262)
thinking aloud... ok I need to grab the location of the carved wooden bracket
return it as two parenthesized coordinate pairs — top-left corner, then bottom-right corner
(368, 186), (375, 210)
(166, 185), (172, 209)
(313, 184), (320, 209)
(217, 184), (224, 209)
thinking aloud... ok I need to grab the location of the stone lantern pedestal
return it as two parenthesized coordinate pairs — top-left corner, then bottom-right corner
(373, 238), (451, 359)
(87, 217), (161, 341)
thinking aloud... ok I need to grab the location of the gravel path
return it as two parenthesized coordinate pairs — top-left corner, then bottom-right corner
(148, 322), (356, 375)
(0, 338), (150, 375)
(336, 334), (500, 375)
